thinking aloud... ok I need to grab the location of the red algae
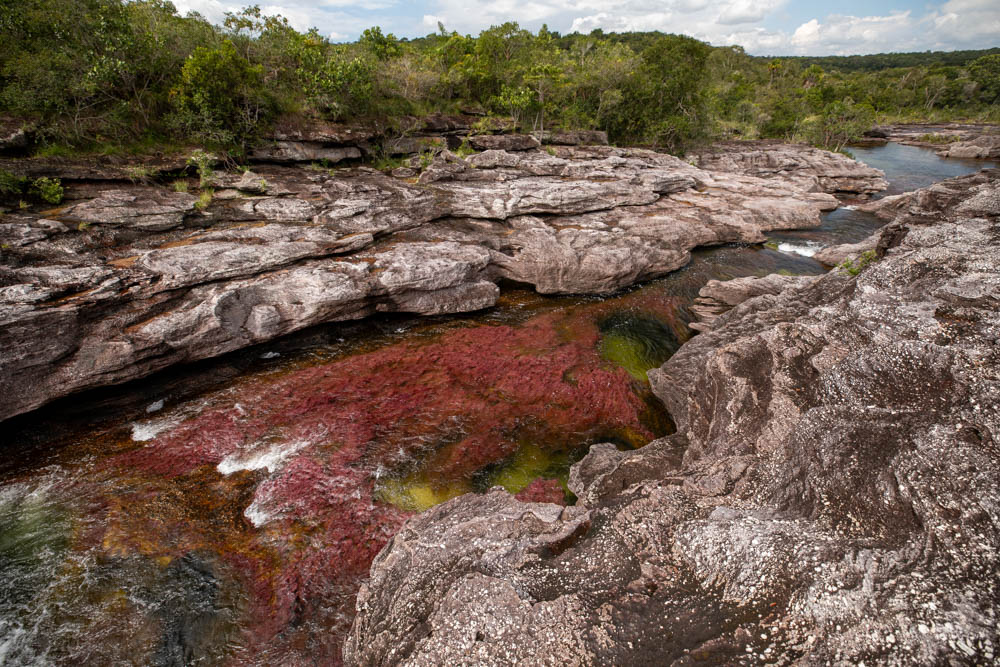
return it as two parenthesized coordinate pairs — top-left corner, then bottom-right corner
(13, 284), (687, 665)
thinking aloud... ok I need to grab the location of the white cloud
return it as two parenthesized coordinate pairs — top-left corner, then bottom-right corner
(173, 0), (1000, 55)
(717, 0), (786, 26)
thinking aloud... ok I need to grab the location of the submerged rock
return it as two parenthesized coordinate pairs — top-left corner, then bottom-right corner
(1, 143), (879, 421)
(346, 169), (1000, 665)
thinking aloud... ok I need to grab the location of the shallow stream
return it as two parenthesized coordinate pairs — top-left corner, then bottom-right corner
(0, 144), (994, 665)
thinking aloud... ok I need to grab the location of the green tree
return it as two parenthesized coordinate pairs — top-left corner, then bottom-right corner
(169, 39), (273, 152)
(969, 54), (1000, 104)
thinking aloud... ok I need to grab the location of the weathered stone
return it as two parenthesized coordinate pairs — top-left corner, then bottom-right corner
(537, 130), (609, 146)
(937, 134), (1000, 159)
(812, 236), (878, 266)
(269, 118), (378, 144)
(346, 169), (1000, 666)
(691, 141), (888, 193)
(391, 167), (417, 179)
(688, 273), (809, 331)
(61, 188), (197, 231)
(0, 144), (881, 421)
(250, 142), (361, 164)
(386, 136), (446, 156)
(469, 134), (542, 151)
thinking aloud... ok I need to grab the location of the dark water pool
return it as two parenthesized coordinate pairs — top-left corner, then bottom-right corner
(0, 143), (991, 665)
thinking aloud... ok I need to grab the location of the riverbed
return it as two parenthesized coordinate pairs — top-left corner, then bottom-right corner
(0, 143), (994, 665)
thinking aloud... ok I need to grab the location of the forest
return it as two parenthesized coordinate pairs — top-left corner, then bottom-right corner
(1, 0), (998, 157)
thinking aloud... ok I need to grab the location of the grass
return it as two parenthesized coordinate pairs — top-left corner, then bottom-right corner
(917, 133), (957, 144)
(194, 188), (214, 210)
(125, 165), (154, 183)
(839, 250), (877, 276)
(373, 154), (407, 171)
(33, 135), (189, 159)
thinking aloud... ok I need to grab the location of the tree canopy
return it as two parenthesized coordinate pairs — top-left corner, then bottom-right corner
(1, 1), (997, 155)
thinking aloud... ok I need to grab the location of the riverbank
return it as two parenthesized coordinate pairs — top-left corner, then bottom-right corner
(0, 140), (886, 423)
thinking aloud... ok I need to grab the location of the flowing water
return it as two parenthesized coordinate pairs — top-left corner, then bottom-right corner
(0, 144), (994, 665)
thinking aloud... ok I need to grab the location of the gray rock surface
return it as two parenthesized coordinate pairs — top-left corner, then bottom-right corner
(691, 141), (888, 194)
(250, 142), (362, 164)
(469, 134), (542, 151)
(688, 273), (810, 331)
(1, 143), (880, 421)
(346, 169), (1000, 666)
(937, 134), (1000, 159)
(812, 236), (878, 266)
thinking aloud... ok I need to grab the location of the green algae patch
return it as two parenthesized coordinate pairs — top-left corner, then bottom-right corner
(375, 475), (472, 512)
(485, 444), (573, 495)
(598, 313), (680, 382)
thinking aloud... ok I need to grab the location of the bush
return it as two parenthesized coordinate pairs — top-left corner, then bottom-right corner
(29, 177), (64, 205)
(0, 171), (63, 204)
(169, 40), (275, 153)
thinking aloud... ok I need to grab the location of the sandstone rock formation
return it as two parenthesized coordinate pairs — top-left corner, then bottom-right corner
(1, 143), (879, 421)
(936, 134), (1000, 160)
(688, 273), (809, 331)
(346, 169), (1000, 665)
(690, 141), (888, 194)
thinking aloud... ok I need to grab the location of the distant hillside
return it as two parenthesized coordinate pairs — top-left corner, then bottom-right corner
(761, 48), (1000, 72)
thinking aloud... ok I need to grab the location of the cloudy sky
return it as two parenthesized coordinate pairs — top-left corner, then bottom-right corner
(171, 0), (1000, 55)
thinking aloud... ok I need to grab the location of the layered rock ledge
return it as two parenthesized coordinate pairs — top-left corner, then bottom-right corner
(1, 143), (878, 421)
(346, 169), (1000, 665)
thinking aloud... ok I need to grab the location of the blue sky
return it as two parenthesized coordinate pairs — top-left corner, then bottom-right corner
(171, 0), (1000, 55)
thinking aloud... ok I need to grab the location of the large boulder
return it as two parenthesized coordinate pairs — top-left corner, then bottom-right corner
(937, 134), (1000, 159)
(691, 141), (888, 194)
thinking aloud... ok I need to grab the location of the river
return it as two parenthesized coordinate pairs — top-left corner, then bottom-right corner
(0, 143), (994, 665)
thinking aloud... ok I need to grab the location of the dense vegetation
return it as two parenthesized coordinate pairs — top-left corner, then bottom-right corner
(1, 0), (998, 157)
(776, 48), (1000, 73)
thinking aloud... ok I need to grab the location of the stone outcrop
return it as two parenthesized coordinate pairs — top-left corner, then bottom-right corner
(936, 134), (1000, 159)
(860, 123), (1000, 155)
(346, 169), (1000, 665)
(688, 273), (809, 331)
(0, 143), (881, 421)
(690, 141), (889, 194)
(859, 167), (996, 222)
(468, 133), (541, 151)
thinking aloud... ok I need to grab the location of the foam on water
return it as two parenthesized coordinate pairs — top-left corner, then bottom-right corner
(130, 417), (178, 442)
(217, 440), (309, 476)
(778, 242), (823, 257)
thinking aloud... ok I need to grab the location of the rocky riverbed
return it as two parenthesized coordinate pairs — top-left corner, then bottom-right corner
(346, 167), (1000, 665)
(3, 135), (996, 665)
(0, 140), (884, 422)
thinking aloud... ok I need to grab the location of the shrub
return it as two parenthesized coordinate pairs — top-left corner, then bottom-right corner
(29, 177), (64, 204)
(186, 150), (216, 188)
(194, 188), (214, 210)
(0, 171), (63, 204)
(169, 40), (275, 153)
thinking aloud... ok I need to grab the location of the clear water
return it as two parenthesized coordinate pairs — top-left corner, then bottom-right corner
(0, 143), (991, 665)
